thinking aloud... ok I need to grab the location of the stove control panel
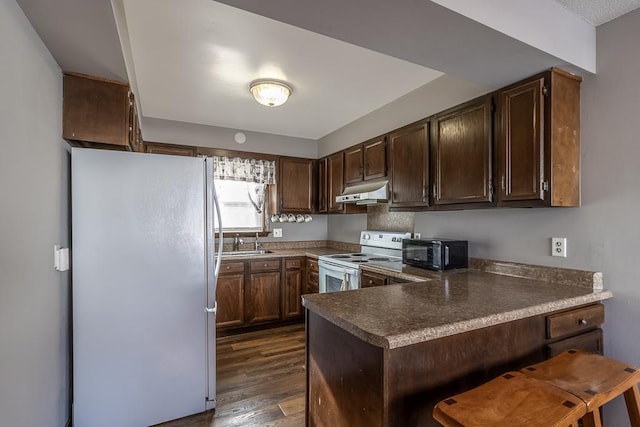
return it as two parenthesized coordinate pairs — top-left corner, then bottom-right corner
(359, 231), (411, 249)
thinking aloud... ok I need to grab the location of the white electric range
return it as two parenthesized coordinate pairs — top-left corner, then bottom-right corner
(318, 231), (412, 293)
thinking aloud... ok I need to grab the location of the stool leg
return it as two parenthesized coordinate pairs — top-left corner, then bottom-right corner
(582, 409), (603, 427)
(623, 385), (640, 426)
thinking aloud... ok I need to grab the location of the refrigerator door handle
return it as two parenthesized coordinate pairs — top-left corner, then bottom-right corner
(205, 301), (217, 314)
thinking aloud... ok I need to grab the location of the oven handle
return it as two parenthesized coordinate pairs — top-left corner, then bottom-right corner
(318, 260), (360, 277)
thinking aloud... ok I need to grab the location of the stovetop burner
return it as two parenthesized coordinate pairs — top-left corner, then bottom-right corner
(319, 230), (412, 273)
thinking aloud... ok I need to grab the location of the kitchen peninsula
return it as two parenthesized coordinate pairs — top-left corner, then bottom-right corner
(302, 259), (612, 427)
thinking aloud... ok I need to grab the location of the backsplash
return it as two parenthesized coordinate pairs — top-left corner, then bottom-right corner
(367, 203), (415, 232)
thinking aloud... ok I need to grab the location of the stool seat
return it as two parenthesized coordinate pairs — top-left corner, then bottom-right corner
(522, 349), (640, 427)
(433, 371), (586, 427)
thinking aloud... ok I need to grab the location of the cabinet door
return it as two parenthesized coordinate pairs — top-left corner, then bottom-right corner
(389, 122), (429, 208)
(497, 69), (581, 207)
(63, 73), (131, 148)
(306, 258), (319, 294)
(363, 136), (387, 180)
(498, 78), (545, 203)
(246, 271), (281, 324)
(216, 273), (245, 328)
(283, 269), (303, 318)
(317, 157), (328, 213)
(344, 144), (364, 184)
(328, 152), (345, 213)
(432, 96), (493, 206)
(279, 157), (314, 213)
(144, 141), (197, 157)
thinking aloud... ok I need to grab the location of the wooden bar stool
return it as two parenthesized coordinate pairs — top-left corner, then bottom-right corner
(433, 371), (586, 426)
(521, 349), (640, 427)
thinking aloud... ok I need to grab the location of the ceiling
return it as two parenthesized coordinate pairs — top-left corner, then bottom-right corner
(555, 0), (640, 25)
(121, 0), (443, 140)
(15, 0), (640, 141)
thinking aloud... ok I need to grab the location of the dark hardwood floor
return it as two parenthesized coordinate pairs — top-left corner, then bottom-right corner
(156, 323), (306, 427)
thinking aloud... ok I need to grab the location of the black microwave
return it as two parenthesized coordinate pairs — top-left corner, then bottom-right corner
(402, 238), (468, 271)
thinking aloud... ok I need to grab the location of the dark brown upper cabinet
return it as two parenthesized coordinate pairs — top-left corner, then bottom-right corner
(388, 121), (430, 209)
(327, 152), (346, 213)
(63, 72), (139, 151)
(317, 157), (328, 213)
(344, 144), (364, 185)
(497, 68), (581, 207)
(431, 96), (494, 208)
(344, 136), (387, 185)
(363, 136), (387, 181)
(278, 157), (314, 214)
(144, 141), (197, 157)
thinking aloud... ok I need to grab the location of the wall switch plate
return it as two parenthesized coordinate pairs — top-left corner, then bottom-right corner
(54, 245), (70, 271)
(551, 237), (567, 257)
(273, 228), (283, 238)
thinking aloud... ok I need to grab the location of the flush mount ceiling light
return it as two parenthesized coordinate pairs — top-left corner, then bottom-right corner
(249, 79), (292, 107)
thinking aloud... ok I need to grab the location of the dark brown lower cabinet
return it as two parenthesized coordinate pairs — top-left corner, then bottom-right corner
(307, 303), (604, 427)
(215, 262), (245, 328)
(283, 270), (303, 318)
(218, 257), (308, 333)
(306, 258), (319, 294)
(360, 270), (388, 288)
(246, 270), (281, 324)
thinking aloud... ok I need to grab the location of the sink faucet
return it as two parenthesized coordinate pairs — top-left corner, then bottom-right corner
(254, 232), (260, 251)
(232, 234), (244, 251)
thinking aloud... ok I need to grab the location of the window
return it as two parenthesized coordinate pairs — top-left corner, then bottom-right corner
(210, 155), (276, 234)
(214, 180), (266, 233)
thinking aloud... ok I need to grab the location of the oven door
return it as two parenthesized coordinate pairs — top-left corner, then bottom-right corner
(318, 260), (360, 293)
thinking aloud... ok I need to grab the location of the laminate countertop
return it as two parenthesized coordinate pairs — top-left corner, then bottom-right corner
(302, 258), (612, 349)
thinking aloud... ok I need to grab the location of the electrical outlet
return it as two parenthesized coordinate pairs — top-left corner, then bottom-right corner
(273, 228), (283, 238)
(551, 237), (567, 257)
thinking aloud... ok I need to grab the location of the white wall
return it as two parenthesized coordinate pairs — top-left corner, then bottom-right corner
(318, 74), (489, 157)
(142, 117), (318, 159)
(326, 9), (640, 425)
(0, 0), (70, 426)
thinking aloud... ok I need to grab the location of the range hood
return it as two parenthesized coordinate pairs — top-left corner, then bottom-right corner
(336, 180), (388, 205)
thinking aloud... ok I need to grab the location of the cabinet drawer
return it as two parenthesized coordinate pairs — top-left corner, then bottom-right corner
(307, 258), (319, 273)
(220, 262), (245, 274)
(547, 328), (603, 358)
(285, 258), (303, 269)
(250, 259), (281, 272)
(546, 304), (604, 339)
(361, 272), (388, 288)
(307, 271), (319, 294)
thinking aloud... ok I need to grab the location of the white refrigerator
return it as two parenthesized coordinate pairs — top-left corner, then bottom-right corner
(72, 148), (222, 427)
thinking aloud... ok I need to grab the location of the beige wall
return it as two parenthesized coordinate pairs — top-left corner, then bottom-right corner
(0, 0), (70, 425)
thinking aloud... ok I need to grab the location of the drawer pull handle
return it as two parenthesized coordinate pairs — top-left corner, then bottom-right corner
(264, 263), (268, 267)
(226, 266), (230, 270)
(579, 319), (588, 325)
(369, 280), (374, 285)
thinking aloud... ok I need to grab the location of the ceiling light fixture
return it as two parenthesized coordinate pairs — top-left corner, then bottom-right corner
(249, 79), (292, 107)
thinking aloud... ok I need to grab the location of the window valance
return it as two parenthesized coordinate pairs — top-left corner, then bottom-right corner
(211, 156), (276, 184)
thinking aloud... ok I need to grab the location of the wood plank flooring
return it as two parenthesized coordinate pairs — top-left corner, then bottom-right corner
(156, 324), (306, 427)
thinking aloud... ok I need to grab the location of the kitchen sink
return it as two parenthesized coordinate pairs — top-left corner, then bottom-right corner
(220, 249), (273, 257)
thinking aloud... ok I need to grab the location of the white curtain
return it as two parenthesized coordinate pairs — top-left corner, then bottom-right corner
(211, 156), (276, 184)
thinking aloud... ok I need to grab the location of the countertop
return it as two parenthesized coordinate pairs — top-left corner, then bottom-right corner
(219, 246), (346, 259)
(302, 259), (612, 349)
